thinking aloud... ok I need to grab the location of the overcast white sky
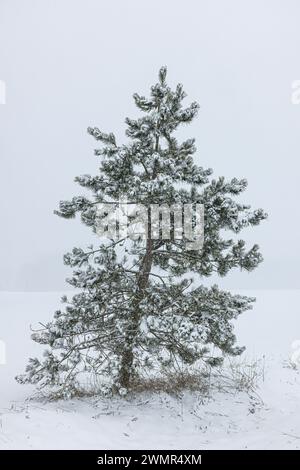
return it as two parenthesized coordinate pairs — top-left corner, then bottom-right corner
(1, 0), (300, 290)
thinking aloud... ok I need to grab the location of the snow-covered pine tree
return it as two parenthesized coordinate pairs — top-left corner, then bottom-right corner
(17, 67), (267, 397)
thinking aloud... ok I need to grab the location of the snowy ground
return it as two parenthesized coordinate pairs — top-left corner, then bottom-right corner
(0, 290), (300, 449)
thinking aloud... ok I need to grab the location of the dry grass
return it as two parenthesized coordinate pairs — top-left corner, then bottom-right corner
(129, 357), (265, 398)
(211, 357), (265, 394)
(31, 356), (266, 401)
(130, 370), (211, 396)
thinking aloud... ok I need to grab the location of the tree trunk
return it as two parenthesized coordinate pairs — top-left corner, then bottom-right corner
(119, 130), (159, 390)
(118, 238), (153, 389)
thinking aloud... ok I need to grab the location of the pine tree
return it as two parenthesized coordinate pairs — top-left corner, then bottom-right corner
(17, 67), (267, 398)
